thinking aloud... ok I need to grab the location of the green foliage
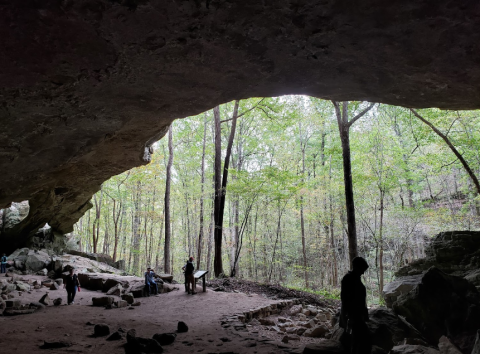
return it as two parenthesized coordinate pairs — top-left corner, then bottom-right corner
(74, 96), (480, 303)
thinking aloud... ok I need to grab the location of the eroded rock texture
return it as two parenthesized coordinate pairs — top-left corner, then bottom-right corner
(1, 1), (480, 250)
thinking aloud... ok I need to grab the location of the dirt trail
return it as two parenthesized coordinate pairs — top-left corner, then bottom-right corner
(0, 274), (312, 353)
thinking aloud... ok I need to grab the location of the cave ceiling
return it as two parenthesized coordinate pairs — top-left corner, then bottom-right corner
(0, 0), (479, 250)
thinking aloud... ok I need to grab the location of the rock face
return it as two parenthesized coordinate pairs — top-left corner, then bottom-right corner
(392, 267), (480, 353)
(1, 2), (480, 251)
(395, 231), (480, 288)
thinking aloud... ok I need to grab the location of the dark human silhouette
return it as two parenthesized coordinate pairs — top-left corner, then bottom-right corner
(64, 268), (81, 305)
(340, 257), (372, 354)
(1, 253), (7, 273)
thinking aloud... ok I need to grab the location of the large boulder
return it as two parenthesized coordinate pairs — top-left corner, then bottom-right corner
(24, 250), (51, 272)
(393, 267), (480, 353)
(396, 231), (480, 288)
(367, 308), (426, 352)
(383, 274), (423, 308)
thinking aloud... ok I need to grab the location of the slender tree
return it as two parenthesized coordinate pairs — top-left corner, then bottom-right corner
(332, 101), (375, 267)
(164, 125), (174, 274)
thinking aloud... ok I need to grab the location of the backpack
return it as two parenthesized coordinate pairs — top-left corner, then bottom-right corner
(185, 262), (194, 274)
(1, 256), (6, 263)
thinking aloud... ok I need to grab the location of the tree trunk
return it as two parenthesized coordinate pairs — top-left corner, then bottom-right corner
(213, 106), (223, 277)
(214, 101), (240, 277)
(132, 182), (141, 274)
(378, 188), (385, 301)
(164, 125), (174, 274)
(332, 101), (375, 267)
(197, 112), (207, 270)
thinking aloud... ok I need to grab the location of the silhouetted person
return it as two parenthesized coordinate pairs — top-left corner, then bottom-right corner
(184, 256), (196, 295)
(340, 256), (371, 354)
(64, 268), (80, 305)
(181, 259), (189, 293)
(1, 253), (7, 273)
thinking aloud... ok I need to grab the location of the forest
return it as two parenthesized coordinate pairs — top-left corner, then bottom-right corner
(73, 96), (480, 304)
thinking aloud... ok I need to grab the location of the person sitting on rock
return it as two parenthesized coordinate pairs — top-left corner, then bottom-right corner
(184, 256), (196, 295)
(340, 256), (371, 354)
(1, 253), (7, 273)
(64, 268), (81, 305)
(144, 267), (158, 296)
(149, 268), (158, 295)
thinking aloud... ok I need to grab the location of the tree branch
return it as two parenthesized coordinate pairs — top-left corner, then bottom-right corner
(220, 98), (265, 123)
(348, 102), (376, 127)
(410, 108), (480, 196)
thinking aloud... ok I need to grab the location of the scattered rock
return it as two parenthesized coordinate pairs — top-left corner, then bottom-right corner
(258, 318), (275, 326)
(94, 324), (110, 337)
(36, 269), (48, 276)
(131, 301), (141, 306)
(15, 282), (30, 292)
(391, 345), (440, 354)
(115, 300), (128, 308)
(29, 302), (46, 310)
(296, 327), (307, 336)
(303, 339), (344, 354)
(54, 278), (63, 286)
(92, 296), (114, 307)
(282, 334), (300, 343)
(438, 336), (462, 354)
(177, 321), (188, 333)
(121, 293), (135, 304)
(3, 308), (36, 316)
(40, 341), (72, 349)
(304, 325), (329, 338)
(107, 331), (124, 341)
(106, 283), (122, 296)
(126, 328), (163, 354)
(289, 304), (303, 316)
(315, 313), (327, 322)
(6, 299), (21, 308)
(249, 318), (261, 326)
(50, 282), (59, 290)
(152, 333), (177, 346)
(53, 298), (62, 306)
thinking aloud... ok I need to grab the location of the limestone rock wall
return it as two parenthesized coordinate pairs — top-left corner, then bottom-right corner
(1, 1), (480, 250)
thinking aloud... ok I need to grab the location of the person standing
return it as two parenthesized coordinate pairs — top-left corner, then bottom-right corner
(340, 256), (371, 354)
(1, 253), (7, 273)
(184, 256), (196, 295)
(181, 259), (189, 293)
(64, 268), (81, 305)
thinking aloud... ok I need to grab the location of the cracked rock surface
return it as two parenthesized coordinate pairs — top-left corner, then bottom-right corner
(1, 0), (479, 250)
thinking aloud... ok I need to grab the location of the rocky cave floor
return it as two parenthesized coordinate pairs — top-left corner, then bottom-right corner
(0, 273), (338, 354)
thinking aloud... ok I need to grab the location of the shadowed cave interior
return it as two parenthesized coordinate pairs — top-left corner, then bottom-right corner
(1, 1), (480, 353)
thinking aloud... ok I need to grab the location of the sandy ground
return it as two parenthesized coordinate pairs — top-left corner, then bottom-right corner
(0, 274), (307, 354)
